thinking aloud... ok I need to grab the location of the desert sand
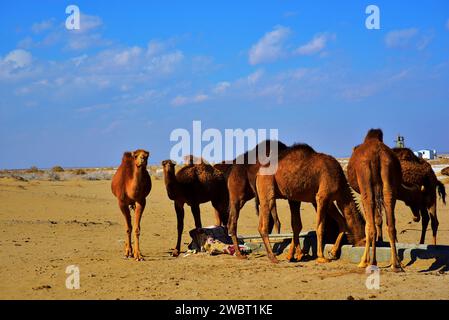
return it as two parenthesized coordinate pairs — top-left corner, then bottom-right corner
(1, 175), (448, 300)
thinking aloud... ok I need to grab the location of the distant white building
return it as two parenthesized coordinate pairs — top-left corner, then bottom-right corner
(414, 149), (437, 160)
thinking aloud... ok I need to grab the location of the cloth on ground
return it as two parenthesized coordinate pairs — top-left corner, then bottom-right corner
(188, 226), (251, 255)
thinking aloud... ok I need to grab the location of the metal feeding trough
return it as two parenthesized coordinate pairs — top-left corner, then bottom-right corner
(238, 231), (449, 265)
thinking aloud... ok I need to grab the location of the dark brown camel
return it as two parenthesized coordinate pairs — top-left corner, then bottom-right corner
(256, 144), (366, 264)
(441, 167), (449, 176)
(161, 158), (229, 257)
(224, 140), (288, 259)
(392, 148), (446, 244)
(111, 150), (152, 261)
(348, 129), (410, 271)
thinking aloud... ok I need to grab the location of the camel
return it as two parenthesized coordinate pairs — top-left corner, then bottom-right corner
(161, 158), (229, 257)
(392, 148), (446, 244)
(111, 149), (152, 261)
(442, 167), (449, 176)
(347, 129), (409, 271)
(224, 140), (288, 258)
(256, 144), (366, 264)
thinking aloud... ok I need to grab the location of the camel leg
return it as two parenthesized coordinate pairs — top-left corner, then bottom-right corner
(212, 198), (228, 227)
(119, 201), (133, 258)
(286, 200), (303, 262)
(133, 199), (145, 261)
(315, 194), (330, 263)
(429, 204), (439, 246)
(384, 191), (402, 272)
(228, 198), (247, 259)
(357, 174), (375, 268)
(256, 175), (278, 264)
(270, 204), (281, 234)
(172, 202), (185, 257)
(358, 223), (372, 268)
(375, 208), (383, 243)
(411, 206), (420, 222)
(258, 198), (278, 263)
(419, 208), (429, 244)
(327, 204), (347, 260)
(191, 204), (202, 229)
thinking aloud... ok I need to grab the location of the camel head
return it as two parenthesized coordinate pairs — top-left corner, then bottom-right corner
(132, 149), (149, 168)
(161, 159), (176, 172)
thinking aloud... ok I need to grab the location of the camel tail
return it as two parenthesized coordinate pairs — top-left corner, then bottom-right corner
(437, 181), (446, 205)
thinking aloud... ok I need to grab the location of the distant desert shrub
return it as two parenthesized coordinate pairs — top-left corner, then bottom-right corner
(83, 171), (113, 181)
(441, 167), (449, 176)
(73, 169), (87, 175)
(51, 166), (64, 172)
(47, 172), (61, 181)
(27, 166), (40, 173)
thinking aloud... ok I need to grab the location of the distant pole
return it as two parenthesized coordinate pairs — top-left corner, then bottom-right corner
(395, 134), (405, 148)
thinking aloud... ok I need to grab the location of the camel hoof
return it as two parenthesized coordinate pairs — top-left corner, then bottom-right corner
(328, 252), (338, 260)
(391, 264), (404, 272)
(171, 249), (180, 257)
(316, 257), (331, 263)
(268, 255), (279, 264)
(358, 262), (369, 268)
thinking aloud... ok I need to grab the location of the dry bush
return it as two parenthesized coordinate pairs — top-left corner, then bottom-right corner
(27, 166), (40, 173)
(51, 166), (64, 172)
(73, 169), (87, 175)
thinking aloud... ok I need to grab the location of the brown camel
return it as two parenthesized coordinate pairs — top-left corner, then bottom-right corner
(256, 144), (366, 264)
(224, 140), (288, 259)
(442, 167), (449, 176)
(161, 158), (229, 257)
(111, 149), (152, 261)
(392, 148), (446, 244)
(347, 129), (409, 271)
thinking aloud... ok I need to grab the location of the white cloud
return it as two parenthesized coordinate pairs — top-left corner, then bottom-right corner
(171, 93), (209, 106)
(213, 81), (230, 94)
(193, 94), (208, 102)
(113, 47), (142, 66)
(3, 49), (32, 68)
(31, 19), (54, 34)
(247, 69), (264, 85)
(146, 51), (184, 74)
(78, 14), (103, 34)
(385, 28), (418, 48)
(249, 26), (291, 65)
(296, 33), (334, 56)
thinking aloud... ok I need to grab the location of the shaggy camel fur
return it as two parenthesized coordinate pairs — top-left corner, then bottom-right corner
(111, 150), (152, 261)
(348, 129), (406, 271)
(162, 158), (229, 257)
(392, 148), (446, 244)
(256, 144), (366, 264)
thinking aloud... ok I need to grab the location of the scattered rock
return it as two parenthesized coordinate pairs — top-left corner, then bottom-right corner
(346, 295), (355, 300)
(33, 285), (51, 290)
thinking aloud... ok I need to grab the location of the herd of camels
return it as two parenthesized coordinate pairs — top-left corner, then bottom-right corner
(111, 129), (447, 271)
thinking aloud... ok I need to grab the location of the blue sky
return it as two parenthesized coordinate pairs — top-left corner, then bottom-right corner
(0, 0), (448, 168)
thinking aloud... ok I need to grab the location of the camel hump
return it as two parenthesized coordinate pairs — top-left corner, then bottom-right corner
(364, 128), (383, 142)
(122, 151), (133, 161)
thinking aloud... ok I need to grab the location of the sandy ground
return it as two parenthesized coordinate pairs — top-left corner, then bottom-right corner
(1, 176), (448, 300)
